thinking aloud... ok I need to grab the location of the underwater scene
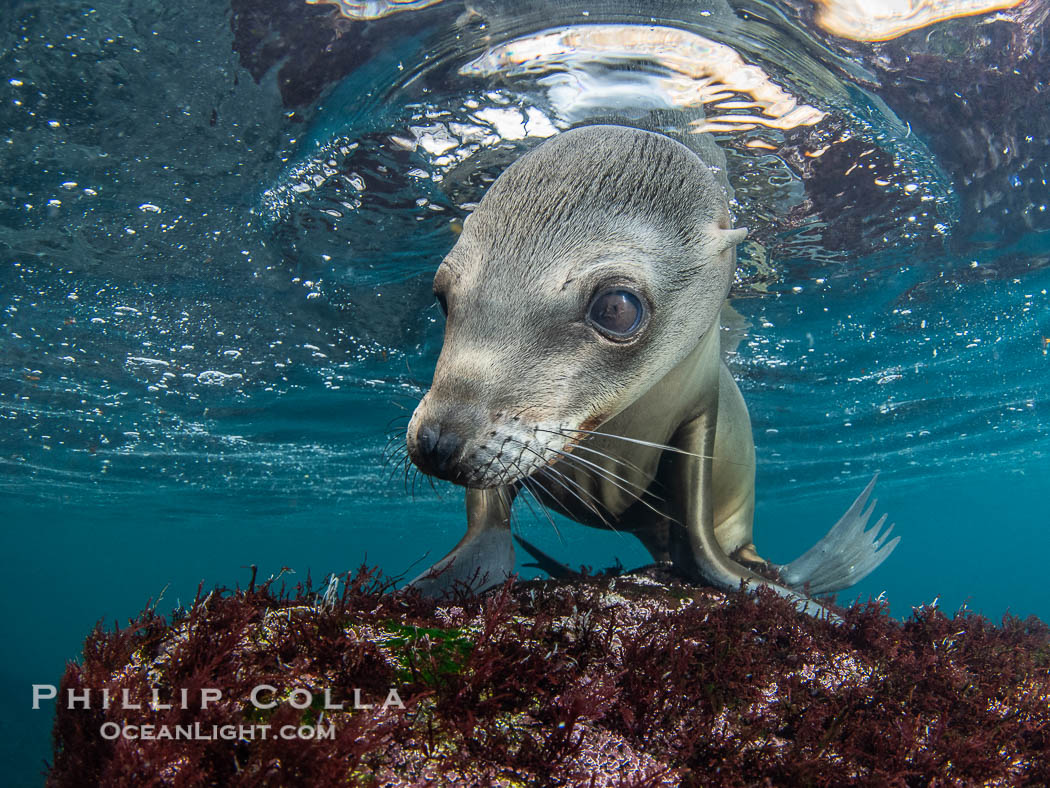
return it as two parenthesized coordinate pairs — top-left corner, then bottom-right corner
(3, 0), (1050, 783)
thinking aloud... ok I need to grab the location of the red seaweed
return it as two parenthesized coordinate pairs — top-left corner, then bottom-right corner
(48, 566), (1050, 786)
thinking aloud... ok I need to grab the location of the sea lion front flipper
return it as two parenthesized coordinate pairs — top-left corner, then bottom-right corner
(778, 474), (899, 595)
(672, 412), (837, 621)
(405, 486), (516, 597)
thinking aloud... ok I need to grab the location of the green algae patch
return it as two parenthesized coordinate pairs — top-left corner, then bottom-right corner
(378, 622), (475, 687)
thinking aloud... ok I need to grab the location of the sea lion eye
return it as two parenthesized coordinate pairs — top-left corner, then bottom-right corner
(586, 288), (644, 338)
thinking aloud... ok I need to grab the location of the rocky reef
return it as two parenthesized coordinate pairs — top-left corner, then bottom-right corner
(49, 566), (1049, 786)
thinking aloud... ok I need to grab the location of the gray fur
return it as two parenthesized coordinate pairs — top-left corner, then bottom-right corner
(455, 124), (731, 283)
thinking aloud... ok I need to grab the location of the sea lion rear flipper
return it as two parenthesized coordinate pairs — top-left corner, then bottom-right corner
(405, 486), (516, 597)
(673, 410), (838, 621)
(779, 473), (899, 596)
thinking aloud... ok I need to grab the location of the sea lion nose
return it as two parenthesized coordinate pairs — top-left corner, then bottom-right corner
(414, 422), (464, 476)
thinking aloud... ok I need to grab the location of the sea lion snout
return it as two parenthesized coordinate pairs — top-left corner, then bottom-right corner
(407, 391), (576, 489)
(406, 397), (481, 485)
(407, 397), (505, 487)
(413, 422), (464, 478)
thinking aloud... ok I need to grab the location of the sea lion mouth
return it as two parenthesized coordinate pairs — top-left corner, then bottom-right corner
(407, 413), (591, 490)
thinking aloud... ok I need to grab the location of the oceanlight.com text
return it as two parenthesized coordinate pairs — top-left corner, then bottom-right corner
(98, 721), (336, 742)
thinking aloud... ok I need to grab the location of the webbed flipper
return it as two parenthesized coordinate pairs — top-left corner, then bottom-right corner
(406, 486), (516, 597)
(779, 474), (899, 596)
(673, 405), (842, 621)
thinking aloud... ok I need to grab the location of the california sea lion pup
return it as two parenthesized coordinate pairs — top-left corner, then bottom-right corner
(404, 125), (898, 618)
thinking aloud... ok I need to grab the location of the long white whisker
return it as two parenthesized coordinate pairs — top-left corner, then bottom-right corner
(535, 466), (614, 528)
(502, 456), (564, 544)
(537, 426), (746, 466)
(545, 446), (671, 523)
(569, 440), (653, 480)
(505, 438), (613, 527)
(495, 456), (537, 518)
(522, 477), (567, 545)
(546, 445), (658, 500)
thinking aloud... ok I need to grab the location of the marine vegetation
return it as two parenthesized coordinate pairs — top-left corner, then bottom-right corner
(49, 565), (1050, 786)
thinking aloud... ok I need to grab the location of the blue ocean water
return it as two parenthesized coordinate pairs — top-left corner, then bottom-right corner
(3, 0), (1050, 783)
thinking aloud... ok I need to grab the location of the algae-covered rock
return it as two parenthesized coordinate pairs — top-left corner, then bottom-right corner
(48, 566), (1050, 786)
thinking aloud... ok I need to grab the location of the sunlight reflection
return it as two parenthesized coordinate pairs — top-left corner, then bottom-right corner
(461, 24), (827, 134)
(811, 0), (1025, 41)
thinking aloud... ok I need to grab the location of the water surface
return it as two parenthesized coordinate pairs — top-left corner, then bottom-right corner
(3, 0), (1049, 782)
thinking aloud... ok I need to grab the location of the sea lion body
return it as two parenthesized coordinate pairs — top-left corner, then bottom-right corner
(404, 125), (896, 615)
(524, 323), (755, 560)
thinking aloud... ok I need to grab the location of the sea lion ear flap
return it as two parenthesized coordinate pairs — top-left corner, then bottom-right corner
(717, 226), (748, 251)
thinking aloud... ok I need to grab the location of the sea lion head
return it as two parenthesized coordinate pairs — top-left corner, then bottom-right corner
(407, 125), (746, 488)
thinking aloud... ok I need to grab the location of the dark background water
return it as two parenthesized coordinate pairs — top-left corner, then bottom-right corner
(3, 0), (1050, 783)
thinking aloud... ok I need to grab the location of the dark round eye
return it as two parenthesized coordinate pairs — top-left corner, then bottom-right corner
(586, 288), (644, 338)
(434, 290), (448, 316)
